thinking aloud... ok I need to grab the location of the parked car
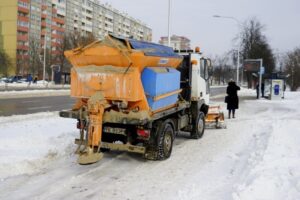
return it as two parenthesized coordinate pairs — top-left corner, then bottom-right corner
(5, 75), (23, 83)
(0, 77), (8, 83)
(18, 78), (27, 83)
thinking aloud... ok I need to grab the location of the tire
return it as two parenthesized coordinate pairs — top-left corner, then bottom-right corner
(144, 121), (174, 160)
(157, 122), (174, 160)
(191, 111), (205, 139)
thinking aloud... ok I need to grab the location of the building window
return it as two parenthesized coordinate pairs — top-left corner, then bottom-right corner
(17, 20), (29, 28)
(18, 1), (29, 9)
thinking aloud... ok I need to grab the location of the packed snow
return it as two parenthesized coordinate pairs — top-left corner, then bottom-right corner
(0, 89), (70, 99)
(0, 81), (70, 89)
(0, 89), (299, 200)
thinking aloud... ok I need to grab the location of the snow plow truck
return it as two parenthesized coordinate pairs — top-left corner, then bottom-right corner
(60, 34), (224, 164)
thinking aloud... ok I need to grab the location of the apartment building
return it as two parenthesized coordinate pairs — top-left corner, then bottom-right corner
(0, 0), (152, 76)
(65, 0), (152, 41)
(159, 35), (191, 50)
(0, 0), (66, 75)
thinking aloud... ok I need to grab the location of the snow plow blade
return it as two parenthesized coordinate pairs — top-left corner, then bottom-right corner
(205, 105), (226, 129)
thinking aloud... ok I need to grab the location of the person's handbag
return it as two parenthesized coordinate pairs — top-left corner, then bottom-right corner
(224, 96), (229, 103)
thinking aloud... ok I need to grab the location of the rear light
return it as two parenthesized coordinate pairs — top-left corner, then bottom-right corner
(137, 129), (150, 139)
(77, 121), (85, 129)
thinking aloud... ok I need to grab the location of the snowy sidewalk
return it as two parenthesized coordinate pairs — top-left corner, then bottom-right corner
(0, 82), (70, 99)
(0, 89), (299, 200)
(0, 89), (70, 99)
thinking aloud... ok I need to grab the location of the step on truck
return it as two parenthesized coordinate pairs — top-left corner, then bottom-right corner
(60, 34), (214, 164)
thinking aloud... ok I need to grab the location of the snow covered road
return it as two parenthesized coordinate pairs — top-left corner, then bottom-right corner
(0, 89), (299, 200)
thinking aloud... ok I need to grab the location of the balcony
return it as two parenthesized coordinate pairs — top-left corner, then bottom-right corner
(17, 54), (29, 60)
(85, 20), (92, 26)
(17, 26), (29, 32)
(52, 8), (57, 14)
(18, 7), (29, 14)
(17, 35), (28, 41)
(51, 41), (61, 47)
(18, 16), (29, 22)
(17, 45), (29, 51)
(52, 17), (65, 25)
(51, 25), (64, 32)
(51, 33), (63, 39)
(85, 12), (93, 19)
(83, 4), (93, 12)
(19, 0), (30, 3)
(51, 50), (62, 55)
(104, 26), (113, 33)
(41, 21), (47, 27)
(41, 30), (47, 36)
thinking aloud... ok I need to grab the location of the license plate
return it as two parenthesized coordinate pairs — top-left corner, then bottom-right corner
(103, 126), (126, 135)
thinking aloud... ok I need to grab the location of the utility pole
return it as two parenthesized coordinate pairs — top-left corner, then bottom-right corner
(43, 34), (47, 85)
(258, 59), (263, 99)
(167, 0), (171, 47)
(237, 43), (240, 85)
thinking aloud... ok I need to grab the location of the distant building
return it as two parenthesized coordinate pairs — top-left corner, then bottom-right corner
(0, 0), (152, 76)
(65, 0), (152, 41)
(159, 35), (191, 50)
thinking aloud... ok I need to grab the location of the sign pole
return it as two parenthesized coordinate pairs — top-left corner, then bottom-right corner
(258, 59), (263, 99)
(43, 34), (47, 85)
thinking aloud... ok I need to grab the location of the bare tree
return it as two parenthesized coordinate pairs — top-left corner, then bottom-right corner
(28, 37), (42, 77)
(16, 52), (29, 76)
(240, 18), (276, 87)
(45, 47), (53, 80)
(54, 34), (71, 74)
(54, 31), (97, 73)
(211, 53), (235, 85)
(0, 50), (12, 76)
(72, 31), (97, 47)
(284, 47), (300, 91)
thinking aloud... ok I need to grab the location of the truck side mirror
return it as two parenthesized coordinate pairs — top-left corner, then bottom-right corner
(206, 59), (213, 77)
(203, 58), (213, 81)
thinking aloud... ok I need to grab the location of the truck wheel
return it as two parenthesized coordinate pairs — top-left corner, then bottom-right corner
(157, 122), (174, 159)
(144, 121), (174, 160)
(191, 112), (205, 139)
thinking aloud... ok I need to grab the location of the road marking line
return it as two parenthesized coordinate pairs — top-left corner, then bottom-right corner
(27, 106), (52, 110)
(23, 100), (40, 103)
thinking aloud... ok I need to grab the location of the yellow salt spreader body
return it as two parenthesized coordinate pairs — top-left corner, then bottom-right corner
(60, 35), (224, 164)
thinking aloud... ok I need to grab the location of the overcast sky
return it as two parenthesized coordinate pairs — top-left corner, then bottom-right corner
(103, 0), (300, 57)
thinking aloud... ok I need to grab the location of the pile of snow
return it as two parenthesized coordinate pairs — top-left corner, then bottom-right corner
(0, 89), (299, 199)
(0, 112), (76, 178)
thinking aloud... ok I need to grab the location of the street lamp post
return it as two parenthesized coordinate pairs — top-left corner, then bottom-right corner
(167, 0), (172, 47)
(213, 15), (241, 85)
(43, 34), (47, 85)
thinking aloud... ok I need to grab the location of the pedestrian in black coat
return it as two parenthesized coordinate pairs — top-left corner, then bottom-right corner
(256, 82), (265, 99)
(226, 80), (240, 118)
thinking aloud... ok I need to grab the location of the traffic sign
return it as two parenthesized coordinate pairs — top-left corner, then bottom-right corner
(260, 66), (265, 74)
